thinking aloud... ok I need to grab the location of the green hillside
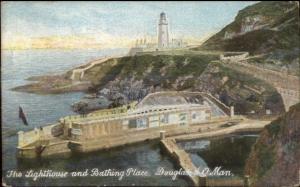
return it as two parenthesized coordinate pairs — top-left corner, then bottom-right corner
(74, 54), (284, 116)
(195, 1), (299, 70)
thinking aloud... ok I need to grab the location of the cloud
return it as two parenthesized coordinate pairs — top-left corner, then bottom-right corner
(2, 31), (136, 50)
(2, 30), (214, 50)
(2, 1), (256, 50)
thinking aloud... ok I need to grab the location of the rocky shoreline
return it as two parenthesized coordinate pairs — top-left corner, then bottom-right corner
(11, 74), (92, 94)
(10, 53), (286, 117)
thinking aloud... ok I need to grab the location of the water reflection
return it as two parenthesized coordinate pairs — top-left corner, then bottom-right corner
(177, 140), (210, 152)
(178, 134), (258, 177)
(8, 141), (189, 186)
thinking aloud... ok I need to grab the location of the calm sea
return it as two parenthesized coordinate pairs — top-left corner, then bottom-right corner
(1, 49), (190, 186)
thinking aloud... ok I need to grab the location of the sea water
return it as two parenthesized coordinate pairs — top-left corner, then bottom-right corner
(179, 134), (258, 178)
(1, 49), (190, 186)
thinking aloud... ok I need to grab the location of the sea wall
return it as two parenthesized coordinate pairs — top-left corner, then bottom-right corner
(17, 124), (60, 148)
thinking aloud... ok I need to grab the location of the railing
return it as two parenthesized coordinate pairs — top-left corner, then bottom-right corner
(223, 60), (300, 90)
(220, 60), (300, 111)
(70, 54), (127, 81)
(249, 61), (300, 76)
(61, 101), (138, 124)
(137, 91), (229, 110)
(231, 60), (299, 80)
(70, 105), (213, 125)
(202, 93), (231, 116)
(60, 91), (230, 125)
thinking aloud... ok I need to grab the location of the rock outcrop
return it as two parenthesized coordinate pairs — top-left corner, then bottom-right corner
(245, 103), (300, 187)
(80, 55), (284, 116)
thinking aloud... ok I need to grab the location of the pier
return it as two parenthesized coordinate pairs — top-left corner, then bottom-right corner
(160, 118), (270, 186)
(173, 119), (270, 141)
(161, 137), (250, 186)
(161, 138), (200, 186)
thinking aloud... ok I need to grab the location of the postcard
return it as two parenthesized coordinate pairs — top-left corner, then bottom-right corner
(2, 1), (299, 187)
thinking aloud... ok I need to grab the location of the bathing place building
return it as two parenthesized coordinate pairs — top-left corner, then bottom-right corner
(17, 91), (234, 157)
(68, 92), (229, 141)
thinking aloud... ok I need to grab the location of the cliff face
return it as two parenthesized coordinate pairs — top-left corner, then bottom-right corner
(197, 1), (299, 71)
(245, 103), (300, 187)
(73, 54), (284, 115)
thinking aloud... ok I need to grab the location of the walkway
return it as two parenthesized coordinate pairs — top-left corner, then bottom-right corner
(161, 138), (200, 186)
(173, 119), (270, 141)
(70, 57), (117, 81)
(219, 53), (300, 111)
(70, 53), (130, 81)
(160, 118), (270, 186)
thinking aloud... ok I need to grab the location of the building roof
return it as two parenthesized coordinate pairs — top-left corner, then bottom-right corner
(134, 91), (228, 117)
(137, 91), (206, 108)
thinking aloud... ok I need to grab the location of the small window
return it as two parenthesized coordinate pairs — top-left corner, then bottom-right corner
(180, 122), (186, 126)
(128, 119), (137, 129)
(192, 113), (197, 119)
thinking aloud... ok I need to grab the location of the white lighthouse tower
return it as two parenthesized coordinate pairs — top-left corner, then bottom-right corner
(158, 12), (169, 48)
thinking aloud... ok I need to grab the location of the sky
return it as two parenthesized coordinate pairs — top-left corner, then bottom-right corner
(1, 1), (257, 49)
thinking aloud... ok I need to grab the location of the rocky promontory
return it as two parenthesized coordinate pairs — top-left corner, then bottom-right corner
(11, 1), (297, 116)
(245, 103), (300, 187)
(11, 53), (285, 116)
(11, 74), (92, 94)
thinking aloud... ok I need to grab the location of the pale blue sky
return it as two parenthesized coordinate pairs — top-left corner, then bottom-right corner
(2, 1), (257, 46)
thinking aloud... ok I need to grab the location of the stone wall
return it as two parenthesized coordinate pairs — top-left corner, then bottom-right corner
(17, 124), (60, 148)
(220, 52), (249, 62)
(226, 61), (299, 109)
(228, 60), (299, 91)
(17, 129), (41, 148)
(220, 56), (300, 111)
(71, 119), (123, 141)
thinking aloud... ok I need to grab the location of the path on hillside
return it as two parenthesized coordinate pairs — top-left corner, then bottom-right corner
(220, 52), (300, 111)
(70, 57), (110, 81)
(70, 54), (127, 81)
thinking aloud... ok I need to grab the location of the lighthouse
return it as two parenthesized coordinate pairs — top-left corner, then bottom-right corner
(158, 12), (169, 48)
